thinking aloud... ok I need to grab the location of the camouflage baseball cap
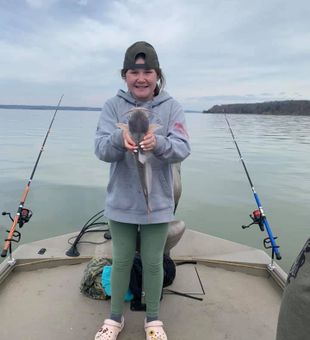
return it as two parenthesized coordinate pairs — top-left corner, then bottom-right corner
(123, 41), (160, 70)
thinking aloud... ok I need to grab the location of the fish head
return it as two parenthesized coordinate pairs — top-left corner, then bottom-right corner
(116, 107), (162, 146)
(128, 108), (150, 144)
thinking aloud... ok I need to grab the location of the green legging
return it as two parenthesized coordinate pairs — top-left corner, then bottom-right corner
(109, 220), (169, 318)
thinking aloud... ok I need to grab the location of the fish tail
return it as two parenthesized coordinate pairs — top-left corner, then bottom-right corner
(145, 197), (152, 214)
(147, 204), (152, 214)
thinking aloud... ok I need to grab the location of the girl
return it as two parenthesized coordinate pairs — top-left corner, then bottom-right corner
(94, 41), (190, 340)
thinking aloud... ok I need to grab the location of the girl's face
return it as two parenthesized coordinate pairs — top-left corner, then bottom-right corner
(125, 57), (158, 101)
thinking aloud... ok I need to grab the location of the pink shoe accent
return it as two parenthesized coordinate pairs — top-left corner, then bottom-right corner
(94, 317), (124, 340)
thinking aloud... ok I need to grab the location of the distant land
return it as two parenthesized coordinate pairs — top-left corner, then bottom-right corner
(0, 104), (102, 111)
(204, 100), (310, 115)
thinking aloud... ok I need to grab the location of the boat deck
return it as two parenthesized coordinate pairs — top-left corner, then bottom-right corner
(0, 228), (285, 340)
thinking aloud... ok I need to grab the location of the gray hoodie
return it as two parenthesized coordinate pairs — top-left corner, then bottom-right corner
(95, 90), (190, 224)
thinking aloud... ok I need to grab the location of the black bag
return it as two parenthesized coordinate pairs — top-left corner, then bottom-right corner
(129, 253), (176, 302)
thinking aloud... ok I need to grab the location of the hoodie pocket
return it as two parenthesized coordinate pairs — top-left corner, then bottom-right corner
(106, 161), (141, 211)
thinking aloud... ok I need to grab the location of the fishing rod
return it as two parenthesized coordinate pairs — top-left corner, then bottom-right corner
(224, 114), (281, 262)
(1, 95), (64, 261)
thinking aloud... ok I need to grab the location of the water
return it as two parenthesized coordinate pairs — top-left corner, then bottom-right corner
(1, 109), (309, 272)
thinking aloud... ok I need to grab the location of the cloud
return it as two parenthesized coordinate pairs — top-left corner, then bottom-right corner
(25, 0), (59, 9)
(0, 0), (188, 86)
(77, 0), (88, 5)
(0, 0), (310, 108)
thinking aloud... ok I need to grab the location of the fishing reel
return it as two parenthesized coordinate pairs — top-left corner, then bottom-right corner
(242, 209), (265, 232)
(2, 208), (33, 228)
(242, 209), (281, 260)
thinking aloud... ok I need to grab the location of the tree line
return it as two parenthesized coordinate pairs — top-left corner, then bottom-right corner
(204, 100), (310, 115)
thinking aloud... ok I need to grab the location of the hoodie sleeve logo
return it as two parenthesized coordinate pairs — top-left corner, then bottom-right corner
(174, 122), (189, 137)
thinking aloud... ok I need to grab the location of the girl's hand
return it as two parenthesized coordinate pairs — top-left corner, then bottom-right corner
(140, 132), (157, 152)
(123, 130), (138, 152)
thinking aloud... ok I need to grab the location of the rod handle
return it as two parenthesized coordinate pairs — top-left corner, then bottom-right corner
(1, 249), (8, 257)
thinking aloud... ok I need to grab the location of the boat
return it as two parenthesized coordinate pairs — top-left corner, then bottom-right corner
(0, 219), (286, 340)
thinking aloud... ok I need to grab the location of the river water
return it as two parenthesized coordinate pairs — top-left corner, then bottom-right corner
(0, 109), (309, 272)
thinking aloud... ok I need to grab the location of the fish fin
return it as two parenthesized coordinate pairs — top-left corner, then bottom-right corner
(138, 151), (152, 164)
(138, 152), (146, 164)
(145, 162), (152, 194)
(122, 107), (151, 119)
(149, 124), (162, 132)
(172, 163), (182, 214)
(116, 123), (128, 131)
(138, 151), (151, 164)
(144, 162), (152, 213)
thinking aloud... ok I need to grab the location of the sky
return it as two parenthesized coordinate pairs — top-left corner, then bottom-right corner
(0, 0), (309, 110)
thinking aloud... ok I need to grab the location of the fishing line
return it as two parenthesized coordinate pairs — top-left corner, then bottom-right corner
(1, 95), (64, 260)
(224, 114), (281, 262)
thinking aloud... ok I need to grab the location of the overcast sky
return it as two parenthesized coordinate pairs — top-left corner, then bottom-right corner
(1, 0), (309, 110)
